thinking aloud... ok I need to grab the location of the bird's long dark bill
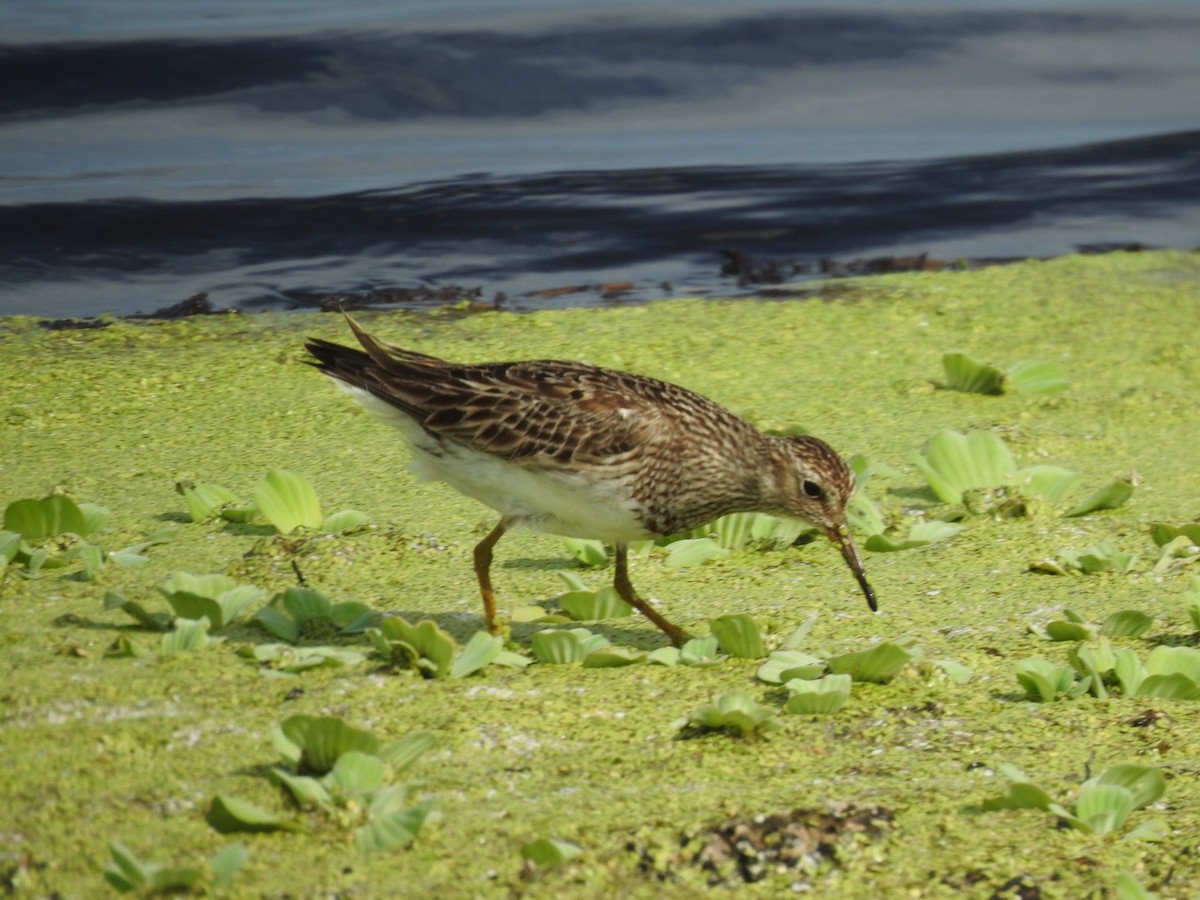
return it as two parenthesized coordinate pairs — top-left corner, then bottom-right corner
(828, 527), (877, 612)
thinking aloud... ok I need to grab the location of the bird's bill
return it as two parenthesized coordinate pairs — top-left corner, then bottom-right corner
(827, 526), (877, 612)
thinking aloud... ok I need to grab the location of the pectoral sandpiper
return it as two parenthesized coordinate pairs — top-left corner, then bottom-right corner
(306, 316), (875, 646)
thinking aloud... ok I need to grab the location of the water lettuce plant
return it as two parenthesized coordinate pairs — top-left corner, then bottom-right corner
(239, 642), (367, 674)
(103, 841), (247, 895)
(942, 352), (1067, 396)
(709, 613), (765, 658)
(1029, 540), (1138, 576)
(1149, 524), (1200, 575)
(645, 635), (726, 668)
(980, 763), (1165, 838)
(160, 617), (215, 655)
(255, 587), (373, 643)
(682, 690), (779, 738)
(1028, 608), (1154, 642)
(827, 637), (921, 684)
(558, 584), (633, 622)
(530, 627), (611, 665)
(178, 471), (369, 534)
(756, 650), (826, 684)
(156, 572), (263, 631)
(211, 715), (437, 853)
(864, 520), (962, 553)
(912, 429), (1133, 519)
(105, 616), (218, 659)
(784, 674), (853, 715)
(1014, 658), (1092, 702)
(1016, 642), (1200, 701)
(0, 494), (155, 579)
(368, 617), (526, 677)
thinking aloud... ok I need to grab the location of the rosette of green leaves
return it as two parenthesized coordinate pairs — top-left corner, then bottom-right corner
(683, 690), (779, 738)
(981, 763), (1165, 838)
(254, 587), (373, 643)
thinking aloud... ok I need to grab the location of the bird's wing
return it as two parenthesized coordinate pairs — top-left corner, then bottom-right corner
(310, 318), (687, 467)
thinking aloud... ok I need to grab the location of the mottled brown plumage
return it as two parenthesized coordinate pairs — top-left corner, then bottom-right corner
(306, 316), (875, 645)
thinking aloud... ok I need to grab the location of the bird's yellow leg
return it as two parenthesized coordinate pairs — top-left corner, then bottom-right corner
(473, 520), (509, 635)
(612, 542), (688, 647)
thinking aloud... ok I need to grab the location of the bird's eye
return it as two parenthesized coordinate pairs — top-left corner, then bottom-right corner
(801, 480), (824, 499)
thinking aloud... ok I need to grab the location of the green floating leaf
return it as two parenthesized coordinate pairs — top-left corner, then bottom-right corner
(521, 837), (583, 867)
(321, 509), (370, 533)
(1042, 541), (1139, 576)
(980, 773), (1056, 813)
(679, 635), (724, 667)
(1115, 871), (1159, 900)
(530, 628), (608, 664)
(354, 801), (432, 853)
(686, 690), (778, 737)
(1097, 764), (1166, 810)
(1149, 523), (1200, 548)
(1143, 645), (1200, 683)
(1040, 619), (1096, 642)
(1005, 359), (1068, 395)
(1014, 658), (1080, 702)
(864, 520), (962, 552)
(943, 352), (1005, 395)
(380, 730), (438, 773)
(912, 429), (1017, 506)
(1070, 783), (1135, 834)
(374, 617), (456, 678)
(827, 639), (919, 684)
(646, 646), (681, 666)
(582, 647), (645, 668)
(279, 714), (379, 775)
(1019, 465), (1083, 505)
(242, 643), (366, 673)
(207, 794), (305, 834)
(781, 612), (819, 649)
(1068, 643), (1115, 699)
(847, 493), (887, 538)
(0, 529), (20, 568)
(179, 482), (238, 523)
(102, 842), (204, 894)
(563, 537), (608, 567)
(160, 618), (212, 655)
(450, 631), (503, 678)
(4, 495), (88, 541)
(664, 538), (730, 568)
(1064, 479), (1134, 518)
(219, 502), (260, 524)
(254, 469), (323, 534)
(209, 843), (249, 891)
(756, 650), (825, 684)
(709, 614), (765, 659)
(784, 673), (852, 715)
(326, 751), (385, 796)
(695, 511), (805, 551)
(559, 586), (632, 621)
(1099, 610), (1154, 639)
(929, 658), (973, 684)
(157, 572), (263, 632)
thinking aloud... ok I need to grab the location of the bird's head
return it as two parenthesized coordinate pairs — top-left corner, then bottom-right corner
(774, 435), (876, 612)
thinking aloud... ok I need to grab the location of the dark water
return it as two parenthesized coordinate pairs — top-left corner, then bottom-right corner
(3, 3), (1199, 317)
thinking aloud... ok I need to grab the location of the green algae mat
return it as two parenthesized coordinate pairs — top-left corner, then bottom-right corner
(2, 251), (1199, 897)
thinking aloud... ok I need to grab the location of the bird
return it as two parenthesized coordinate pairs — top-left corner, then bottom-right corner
(305, 315), (875, 646)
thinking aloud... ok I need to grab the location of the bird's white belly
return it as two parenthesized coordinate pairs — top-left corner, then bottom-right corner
(339, 384), (652, 541)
